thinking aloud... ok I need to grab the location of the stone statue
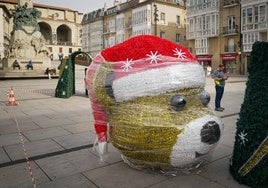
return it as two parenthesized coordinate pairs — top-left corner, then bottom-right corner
(6, 0), (51, 70)
(9, 1), (45, 59)
(13, 0), (41, 33)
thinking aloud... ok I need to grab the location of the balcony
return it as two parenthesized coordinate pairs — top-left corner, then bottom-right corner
(224, 45), (237, 52)
(223, 0), (239, 7)
(223, 25), (239, 35)
(56, 41), (75, 46)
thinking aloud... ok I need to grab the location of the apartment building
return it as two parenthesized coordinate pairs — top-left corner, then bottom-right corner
(241, 0), (268, 73)
(186, 0), (240, 73)
(0, 0), (83, 61)
(82, 0), (188, 57)
(186, 0), (268, 74)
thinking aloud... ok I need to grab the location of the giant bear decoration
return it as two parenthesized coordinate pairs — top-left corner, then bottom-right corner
(85, 35), (224, 171)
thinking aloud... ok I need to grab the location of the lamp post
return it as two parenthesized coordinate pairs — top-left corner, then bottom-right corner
(153, 2), (159, 36)
(239, 0), (243, 75)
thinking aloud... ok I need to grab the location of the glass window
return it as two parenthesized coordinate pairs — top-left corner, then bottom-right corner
(176, 15), (180, 26)
(228, 38), (234, 51)
(160, 31), (165, 38)
(259, 5), (266, 22)
(160, 12), (165, 21)
(176, 33), (180, 43)
(255, 6), (258, 23)
(247, 8), (253, 24)
(228, 15), (236, 29)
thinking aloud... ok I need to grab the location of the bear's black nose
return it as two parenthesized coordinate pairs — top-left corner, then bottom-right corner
(200, 121), (221, 145)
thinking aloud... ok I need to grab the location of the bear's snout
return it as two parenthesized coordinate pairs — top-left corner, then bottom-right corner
(200, 121), (221, 145)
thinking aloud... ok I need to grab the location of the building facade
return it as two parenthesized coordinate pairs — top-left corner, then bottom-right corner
(186, 0), (268, 74)
(82, 0), (188, 57)
(241, 0), (268, 73)
(0, 0), (83, 61)
(0, 4), (12, 60)
(186, 0), (241, 73)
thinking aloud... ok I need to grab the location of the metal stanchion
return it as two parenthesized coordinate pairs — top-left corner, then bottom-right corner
(85, 68), (88, 96)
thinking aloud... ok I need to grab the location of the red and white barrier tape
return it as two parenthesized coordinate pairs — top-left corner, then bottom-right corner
(10, 108), (36, 188)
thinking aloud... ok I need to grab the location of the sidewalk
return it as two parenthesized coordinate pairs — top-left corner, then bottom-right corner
(0, 72), (249, 188)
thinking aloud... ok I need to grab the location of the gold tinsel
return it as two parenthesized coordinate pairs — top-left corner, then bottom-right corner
(239, 136), (268, 176)
(93, 62), (214, 169)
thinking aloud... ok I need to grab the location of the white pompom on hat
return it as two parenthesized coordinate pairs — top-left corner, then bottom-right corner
(95, 35), (205, 102)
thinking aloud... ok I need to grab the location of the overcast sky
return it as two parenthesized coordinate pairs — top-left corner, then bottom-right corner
(33, 0), (124, 14)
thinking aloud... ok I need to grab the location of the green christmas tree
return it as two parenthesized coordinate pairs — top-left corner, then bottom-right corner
(55, 57), (74, 98)
(230, 41), (268, 187)
(55, 51), (92, 98)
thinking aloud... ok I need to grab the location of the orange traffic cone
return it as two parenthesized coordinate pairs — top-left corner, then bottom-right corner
(6, 87), (18, 106)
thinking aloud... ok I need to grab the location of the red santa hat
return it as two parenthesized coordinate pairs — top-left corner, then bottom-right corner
(93, 35), (205, 102)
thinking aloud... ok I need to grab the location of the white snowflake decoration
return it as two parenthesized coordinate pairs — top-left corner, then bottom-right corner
(238, 130), (248, 146)
(121, 59), (134, 72)
(173, 48), (186, 60)
(146, 51), (161, 64)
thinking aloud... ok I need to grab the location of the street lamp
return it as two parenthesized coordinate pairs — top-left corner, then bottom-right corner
(153, 3), (159, 36)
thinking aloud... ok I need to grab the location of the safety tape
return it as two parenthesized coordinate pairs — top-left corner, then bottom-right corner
(9, 107), (36, 188)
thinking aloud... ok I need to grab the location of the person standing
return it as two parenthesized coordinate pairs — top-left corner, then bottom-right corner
(207, 65), (212, 77)
(212, 64), (228, 111)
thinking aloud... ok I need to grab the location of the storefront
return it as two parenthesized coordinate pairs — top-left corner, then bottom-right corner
(196, 54), (213, 66)
(196, 54), (213, 76)
(221, 53), (238, 73)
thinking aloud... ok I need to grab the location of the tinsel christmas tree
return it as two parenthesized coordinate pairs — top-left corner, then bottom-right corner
(230, 41), (268, 187)
(55, 51), (92, 98)
(55, 57), (74, 98)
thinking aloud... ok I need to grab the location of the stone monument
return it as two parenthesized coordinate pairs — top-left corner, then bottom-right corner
(4, 0), (51, 71)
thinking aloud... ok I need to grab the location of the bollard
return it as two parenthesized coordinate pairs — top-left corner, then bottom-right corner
(85, 68), (88, 96)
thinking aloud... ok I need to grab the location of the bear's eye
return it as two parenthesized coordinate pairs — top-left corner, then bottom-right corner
(199, 90), (210, 106)
(170, 94), (186, 111)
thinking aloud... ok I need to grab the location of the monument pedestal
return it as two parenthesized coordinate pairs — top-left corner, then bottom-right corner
(1, 0), (52, 78)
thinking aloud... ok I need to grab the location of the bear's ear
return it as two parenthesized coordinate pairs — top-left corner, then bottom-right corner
(94, 63), (116, 108)
(105, 71), (114, 99)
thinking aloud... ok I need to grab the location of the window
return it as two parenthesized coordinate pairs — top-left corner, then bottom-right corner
(160, 12), (165, 22)
(228, 15), (236, 30)
(255, 6), (259, 23)
(227, 38), (235, 52)
(243, 32), (259, 52)
(69, 48), (72, 54)
(176, 15), (180, 26)
(195, 38), (208, 55)
(133, 7), (150, 25)
(189, 18), (194, 32)
(259, 5), (266, 22)
(242, 4), (266, 31)
(176, 33), (180, 43)
(160, 31), (165, 38)
(247, 8), (253, 24)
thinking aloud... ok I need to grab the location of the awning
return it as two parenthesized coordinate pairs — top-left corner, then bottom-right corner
(221, 53), (238, 61)
(196, 55), (213, 61)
